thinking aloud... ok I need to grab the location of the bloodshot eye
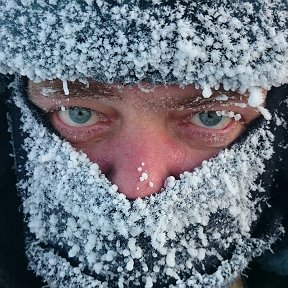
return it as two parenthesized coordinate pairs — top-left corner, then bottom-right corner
(190, 111), (232, 129)
(58, 107), (101, 127)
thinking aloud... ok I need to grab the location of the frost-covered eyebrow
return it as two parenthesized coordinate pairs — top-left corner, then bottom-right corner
(28, 80), (122, 100)
(162, 91), (246, 110)
(28, 80), (249, 112)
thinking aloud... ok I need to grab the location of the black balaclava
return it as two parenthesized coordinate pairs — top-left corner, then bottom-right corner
(6, 78), (288, 288)
(1, 1), (288, 287)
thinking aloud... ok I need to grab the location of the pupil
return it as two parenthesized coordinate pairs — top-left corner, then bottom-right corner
(199, 111), (222, 126)
(68, 108), (91, 124)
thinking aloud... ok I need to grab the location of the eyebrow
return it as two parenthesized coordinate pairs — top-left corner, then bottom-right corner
(29, 81), (123, 100)
(29, 80), (247, 112)
(163, 91), (245, 110)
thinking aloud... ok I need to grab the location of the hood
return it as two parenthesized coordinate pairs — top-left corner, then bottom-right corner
(0, 1), (288, 287)
(0, 0), (287, 93)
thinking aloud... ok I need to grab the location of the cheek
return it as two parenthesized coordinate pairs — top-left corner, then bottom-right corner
(72, 134), (226, 179)
(179, 146), (223, 173)
(69, 122), (245, 173)
(72, 140), (114, 171)
(176, 124), (244, 172)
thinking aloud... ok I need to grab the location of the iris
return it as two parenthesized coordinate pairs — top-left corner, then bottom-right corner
(68, 108), (92, 124)
(199, 111), (222, 127)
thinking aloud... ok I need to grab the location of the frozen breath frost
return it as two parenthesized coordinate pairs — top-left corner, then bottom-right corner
(11, 78), (283, 287)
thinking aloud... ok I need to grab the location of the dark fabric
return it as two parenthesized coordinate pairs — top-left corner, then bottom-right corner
(244, 85), (288, 288)
(0, 75), (42, 288)
(245, 262), (288, 288)
(0, 74), (24, 288)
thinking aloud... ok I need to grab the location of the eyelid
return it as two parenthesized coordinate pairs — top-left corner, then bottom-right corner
(175, 98), (246, 110)
(49, 108), (113, 143)
(51, 106), (88, 112)
(29, 96), (92, 113)
(174, 103), (250, 125)
(179, 108), (243, 119)
(48, 105), (103, 117)
(52, 106), (109, 128)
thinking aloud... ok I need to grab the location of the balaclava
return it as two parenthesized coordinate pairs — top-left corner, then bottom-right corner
(1, 1), (288, 287)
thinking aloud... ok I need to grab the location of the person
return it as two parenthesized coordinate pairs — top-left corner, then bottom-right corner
(0, 1), (288, 287)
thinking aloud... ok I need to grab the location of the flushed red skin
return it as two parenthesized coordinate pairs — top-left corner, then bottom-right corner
(28, 81), (262, 199)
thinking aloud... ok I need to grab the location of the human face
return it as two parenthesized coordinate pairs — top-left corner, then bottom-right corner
(28, 80), (263, 199)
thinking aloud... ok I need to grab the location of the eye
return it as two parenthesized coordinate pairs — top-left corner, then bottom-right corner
(189, 111), (232, 129)
(58, 107), (101, 127)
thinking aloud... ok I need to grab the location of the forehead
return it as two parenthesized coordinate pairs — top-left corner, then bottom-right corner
(28, 79), (247, 107)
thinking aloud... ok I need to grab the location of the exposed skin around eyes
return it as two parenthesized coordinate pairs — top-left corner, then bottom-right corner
(28, 80), (264, 200)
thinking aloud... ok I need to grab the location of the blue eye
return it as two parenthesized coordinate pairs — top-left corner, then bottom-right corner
(58, 107), (101, 127)
(68, 107), (91, 124)
(189, 111), (232, 129)
(199, 111), (222, 127)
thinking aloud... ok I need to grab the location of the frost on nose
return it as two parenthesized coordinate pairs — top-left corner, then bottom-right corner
(102, 128), (181, 199)
(110, 159), (169, 200)
(136, 162), (155, 194)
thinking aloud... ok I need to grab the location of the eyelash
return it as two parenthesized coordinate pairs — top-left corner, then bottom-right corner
(49, 106), (244, 146)
(188, 111), (234, 130)
(49, 107), (111, 142)
(178, 110), (244, 147)
(57, 107), (106, 127)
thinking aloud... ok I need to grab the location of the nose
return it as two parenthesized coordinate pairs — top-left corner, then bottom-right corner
(100, 125), (187, 200)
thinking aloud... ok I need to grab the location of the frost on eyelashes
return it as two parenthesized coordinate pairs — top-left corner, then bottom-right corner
(216, 110), (241, 121)
(11, 80), (283, 288)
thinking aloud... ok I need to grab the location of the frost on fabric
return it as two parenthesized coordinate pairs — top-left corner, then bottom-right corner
(0, 0), (287, 93)
(11, 80), (283, 288)
(248, 87), (272, 120)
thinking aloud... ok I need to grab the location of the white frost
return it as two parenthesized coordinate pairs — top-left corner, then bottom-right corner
(202, 86), (212, 98)
(12, 80), (282, 288)
(62, 79), (69, 96)
(140, 172), (148, 182)
(248, 87), (265, 108)
(257, 106), (272, 121)
(0, 1), (287, 92)
(216, 110), (241, 121)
